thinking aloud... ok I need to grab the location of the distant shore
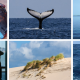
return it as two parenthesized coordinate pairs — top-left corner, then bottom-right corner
(9, 58), (71, 80)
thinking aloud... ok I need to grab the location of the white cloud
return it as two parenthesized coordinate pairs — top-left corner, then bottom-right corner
(9, 41), (17, 50)
(9, 41), (71, 60)
(50, 41), (71, 49)
(9, 41), (71, 68)
(29, 41), (43, 48)
(9, 42), (17, 58)
(20, 47), (34, 59)
(9, 42), (34, 59)
(21, 43), (27, 47)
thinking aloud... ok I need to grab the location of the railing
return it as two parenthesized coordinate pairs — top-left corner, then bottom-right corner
(0, 41), (7, 80)
(0, 63), (5, 80)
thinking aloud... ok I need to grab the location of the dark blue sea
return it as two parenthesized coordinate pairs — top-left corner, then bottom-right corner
(2, 72), (6, 80)
(73, 44), (80, 80)
(9, 18), (71, 39)
(73, 16), (80, 39)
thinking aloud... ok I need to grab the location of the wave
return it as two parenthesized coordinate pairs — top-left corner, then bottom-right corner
(23, 28), (44, 30)
(9, 28), (56, 31)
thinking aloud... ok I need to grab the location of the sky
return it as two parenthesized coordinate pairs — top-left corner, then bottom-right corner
(9, 0), (71, 18)
(73, 41), (80, 44)
(9, 41), (71, 68)
(0, 41), (6, 71)
(73, 0), (80, 15)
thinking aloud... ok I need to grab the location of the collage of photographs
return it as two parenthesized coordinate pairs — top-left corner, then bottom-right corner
(0, 0), (80, 80)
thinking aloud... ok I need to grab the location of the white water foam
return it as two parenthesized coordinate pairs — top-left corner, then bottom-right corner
(23, 28), (44, 30)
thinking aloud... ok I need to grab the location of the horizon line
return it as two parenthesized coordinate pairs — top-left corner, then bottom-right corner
(9, 17), (71, 19)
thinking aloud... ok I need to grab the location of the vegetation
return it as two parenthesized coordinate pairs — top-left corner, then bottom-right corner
(36, 72), (41, 76)
(22, 73), (27, 78)
(22, 73), (32, 78)
(50, 56), (55, 60)
(24, 53), (64, 71)
(39, 69), (44, 73)
(23, 53), (64, 79)
(54, 53), (64, 61)
(43, 58), (49, 64)
(32, 60), (36, 69)
(24, 61), (33, 70)
(41, 75), (46, 79)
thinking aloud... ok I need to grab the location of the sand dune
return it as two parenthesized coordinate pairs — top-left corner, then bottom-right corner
(9, 58), (71, 80)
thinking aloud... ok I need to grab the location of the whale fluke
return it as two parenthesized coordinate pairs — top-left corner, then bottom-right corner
(27, 8), (54, 29)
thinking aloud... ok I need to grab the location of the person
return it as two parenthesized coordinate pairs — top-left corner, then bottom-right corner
(3, 33), (7, 39)
(0, 3), (7, 39)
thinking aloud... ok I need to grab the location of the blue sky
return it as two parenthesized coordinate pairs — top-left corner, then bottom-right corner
(0, 41), (5, 71)
(9, 0), (71, 18)
(73, 0), (80, 15)
(73, 41), (80, 44)
(9, 41), (71, 68)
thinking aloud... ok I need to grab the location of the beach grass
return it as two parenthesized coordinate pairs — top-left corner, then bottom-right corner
(43, 58), (49, 64)
(54, 53), (64, 61)
(50, 56), (55, 60)
(24, 53), (64, 71)
(22, 73), (27, 78)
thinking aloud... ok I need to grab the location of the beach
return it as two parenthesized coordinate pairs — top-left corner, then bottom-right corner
(9, 58), (71, 80)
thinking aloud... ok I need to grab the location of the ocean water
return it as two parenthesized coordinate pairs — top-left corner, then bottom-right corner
(9, 18), (71, 39)
(73, 16), (80, 39)
(2, 72), (6, 80)
(73, 44), (80, 80)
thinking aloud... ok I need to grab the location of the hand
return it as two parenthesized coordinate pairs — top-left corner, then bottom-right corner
(3, 33), (7, 39)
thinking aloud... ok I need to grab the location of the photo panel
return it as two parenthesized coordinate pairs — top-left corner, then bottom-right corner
(9, 41), (71, 80)
(73, 0), (80, 39)
(0, 41), (7, 80)
(0, 0), (7, 39)
(9, 0), (71, 39)
(73, 41), (80, 80)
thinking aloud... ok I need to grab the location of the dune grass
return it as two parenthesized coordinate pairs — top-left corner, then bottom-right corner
(43, 58), (49, 64)
(22, 73), (27, 78)
(54, 53), (64, 61)
(23, 60), (43, 70)
(24, 53), (64, 71)
(41, 75), (46, 79)
(24, 61), (33, 70)
(23, 53), (64, 79)
(50, 56), (55, 60)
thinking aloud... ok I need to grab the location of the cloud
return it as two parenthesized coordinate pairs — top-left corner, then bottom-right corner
(29, 41), (43, 48)
(9, 42), (34, 59)
(9, 42), (17, 58)
(9, 42), (16, 50)
(9, 41), (71, 68)
(50, 41), (71, 49)
(20, 47), (34, 59)
(9, 41), (71, 59)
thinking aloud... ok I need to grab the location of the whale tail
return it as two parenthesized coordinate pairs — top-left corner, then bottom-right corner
(27, 8), (54, 29)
